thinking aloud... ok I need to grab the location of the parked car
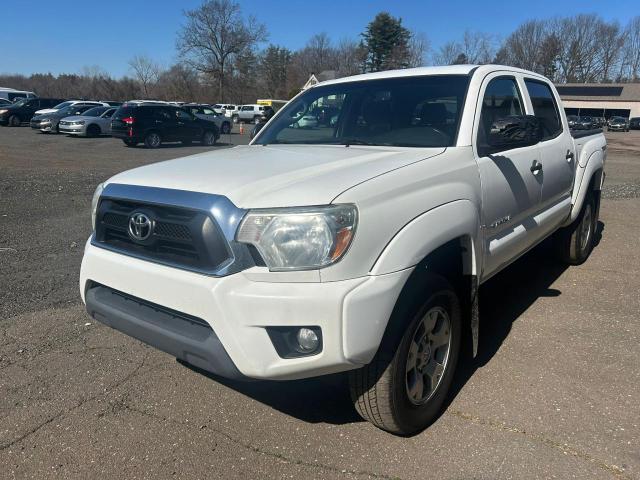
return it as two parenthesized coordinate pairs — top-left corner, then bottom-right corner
(102, 101), (123, 107)
(34, 100), (110, 116)
(629, 117), (640, 130)
(223, 105), (240, 119)
(607, 116), (629, 132)
(110, 104), (220, 148)
(567, 114), (579, 129)
(30, 104), (95, 133)
(0, 97), (66, 126)
(82, 65), (606, 435)
(59, 106), (117, 137)
(0, 87), (37, 102)
(182, 103), (232, 134)
(0, 98), (12, 106)
(234, 104), (273, 124)
(573, 116), (595, 130)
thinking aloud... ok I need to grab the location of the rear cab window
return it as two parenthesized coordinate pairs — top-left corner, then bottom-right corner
(524, 79), (562, 140)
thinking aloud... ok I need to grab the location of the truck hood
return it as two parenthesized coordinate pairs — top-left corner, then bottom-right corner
(106, 144), (445, 208)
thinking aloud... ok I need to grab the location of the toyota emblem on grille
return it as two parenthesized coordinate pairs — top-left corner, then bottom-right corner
(128, 212), (152, 241)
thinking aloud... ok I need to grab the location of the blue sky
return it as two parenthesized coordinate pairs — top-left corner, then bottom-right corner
(1, 0), (637, 78)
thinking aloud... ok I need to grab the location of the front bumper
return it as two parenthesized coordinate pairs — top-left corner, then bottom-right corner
(31, 121), (53, 131)
(80, 240), (411, 380)
(60, 124), (85, 135)
(608, 125), (626, 131)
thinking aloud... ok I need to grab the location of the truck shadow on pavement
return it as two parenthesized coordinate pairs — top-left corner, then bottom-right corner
(181, 221), (605, 428)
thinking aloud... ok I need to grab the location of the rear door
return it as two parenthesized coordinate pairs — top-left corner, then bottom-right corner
(474, 73), (543, 279)
(523, 79), (574, 226)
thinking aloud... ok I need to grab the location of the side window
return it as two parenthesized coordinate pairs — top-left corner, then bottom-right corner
(524, 79), (562, 140)
(103, 109), (115, 118)
(477, 77), (524, 154)
(176, 109), (192, 120)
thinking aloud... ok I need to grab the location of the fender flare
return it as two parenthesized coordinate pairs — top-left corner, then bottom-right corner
(370, 199), (481, 276)
(568, 149), (604, 224)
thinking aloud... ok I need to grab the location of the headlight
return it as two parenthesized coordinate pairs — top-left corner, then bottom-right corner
(0, 109), (7, 115)
(237, 204), (357, 270)
(91, 183), (104, 230)
(74, 120), (85, 125)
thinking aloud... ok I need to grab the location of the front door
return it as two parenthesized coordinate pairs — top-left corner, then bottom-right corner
(474, 74), (543, 280)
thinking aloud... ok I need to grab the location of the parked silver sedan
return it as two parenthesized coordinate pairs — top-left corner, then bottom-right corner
(59, 106), (117, 137)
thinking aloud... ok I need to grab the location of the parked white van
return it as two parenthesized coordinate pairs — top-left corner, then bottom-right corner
(0, 87), (37, 102)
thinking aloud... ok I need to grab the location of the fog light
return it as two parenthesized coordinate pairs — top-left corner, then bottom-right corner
(297, 327), (319, 352)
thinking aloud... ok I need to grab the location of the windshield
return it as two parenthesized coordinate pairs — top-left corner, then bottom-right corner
(52, 101), (74, 110)
(611, 117), (625, 122)
(82, 107), (107, 117)
(254, 75), (470, 147)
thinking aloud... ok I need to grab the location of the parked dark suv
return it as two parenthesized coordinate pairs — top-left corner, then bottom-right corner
(111, 104), (220, 148)
(0, 97), (66, 126)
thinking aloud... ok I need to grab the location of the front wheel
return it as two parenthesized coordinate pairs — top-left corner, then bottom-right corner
(349, 274), (461, 435)
(554, 192), (597, 265)
(8, 115), (20, 127)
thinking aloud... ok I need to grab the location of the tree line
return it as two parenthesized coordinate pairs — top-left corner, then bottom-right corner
(2, 1), (639, 104)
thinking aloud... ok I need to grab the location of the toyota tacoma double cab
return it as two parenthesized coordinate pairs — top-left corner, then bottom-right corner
(81, 65), (606, 434)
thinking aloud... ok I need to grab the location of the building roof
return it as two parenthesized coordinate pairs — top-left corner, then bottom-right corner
(556, 83), (640, 102)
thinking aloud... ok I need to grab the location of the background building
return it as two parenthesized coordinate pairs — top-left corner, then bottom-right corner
(557, 83), (640, 119)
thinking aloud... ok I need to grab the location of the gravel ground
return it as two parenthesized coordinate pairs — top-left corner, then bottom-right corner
(1, 127), (639, 479)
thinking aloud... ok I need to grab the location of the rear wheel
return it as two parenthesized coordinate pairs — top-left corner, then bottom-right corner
(202, 130), (216, 146)
(144, 131), (161, 149)
(8, 115), (20, 127)
(349, 274), (461, 435)
(555, 192), (597, 265)
(221, 122), (231, 134)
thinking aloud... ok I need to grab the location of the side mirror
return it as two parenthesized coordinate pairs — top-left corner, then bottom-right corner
(486, 115), (541, 154)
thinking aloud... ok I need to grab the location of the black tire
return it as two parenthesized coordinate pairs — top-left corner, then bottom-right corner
(253, 116), (261, 124)
(554, 192), (597, 265)
(181, 138), (192, 146)
(349, 274), (461, 435)
(86, 124), (101, 137)
(123, 139), (137, 147)
(8, 115), (21, 127)
(143, 131), (161, 149)
(221, 122), (231, 134)
(232, 115), (239, 124)
(202, 130), (216, 146)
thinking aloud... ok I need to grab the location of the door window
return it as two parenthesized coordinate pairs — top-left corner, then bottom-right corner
(477, 77), (524, 155)
(524, 79), (562, 140)
(176, 109), (193, 121)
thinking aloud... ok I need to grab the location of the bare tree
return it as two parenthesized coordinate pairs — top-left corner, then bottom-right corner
(335, 38), (366, 76)
(433, 41), (461, 65)
(595, 21), (624, 82)
(128, 55), (160, 97)
(177, 0), (267, 101)
(407, 33), (430, 67)
(621, 16), (640, 80)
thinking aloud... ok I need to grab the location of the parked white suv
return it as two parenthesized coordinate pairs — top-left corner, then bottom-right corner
(234, 104), (271, 124)
(81, 65), (606, 434)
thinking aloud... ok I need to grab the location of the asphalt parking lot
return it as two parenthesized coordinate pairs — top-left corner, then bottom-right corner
(1, 127), (639, 479)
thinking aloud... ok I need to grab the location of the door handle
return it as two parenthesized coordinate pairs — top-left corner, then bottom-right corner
(566, 150), (574, 162)
(530, 160), (543, 174)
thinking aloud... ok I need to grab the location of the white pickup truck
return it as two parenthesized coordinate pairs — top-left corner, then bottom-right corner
(80, 65), (606, 434)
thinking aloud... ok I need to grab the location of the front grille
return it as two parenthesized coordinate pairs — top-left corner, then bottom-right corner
(94, 198), (232, 273)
